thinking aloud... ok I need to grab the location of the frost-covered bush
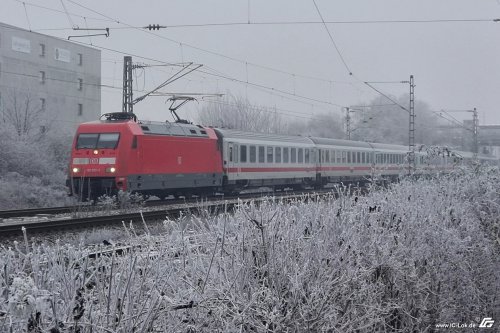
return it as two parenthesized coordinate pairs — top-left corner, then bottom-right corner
(0, 129), (72, 208)
(0, 172), (72, 209)
(0, 167), (499, 332)
(96, 190), (145, 211)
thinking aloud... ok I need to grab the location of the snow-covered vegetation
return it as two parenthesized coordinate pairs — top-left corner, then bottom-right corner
(0, 126), (72, 209)
(1, 167), (499, 332)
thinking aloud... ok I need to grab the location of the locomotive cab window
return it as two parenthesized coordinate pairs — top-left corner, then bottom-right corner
(76, 133), (120, 149)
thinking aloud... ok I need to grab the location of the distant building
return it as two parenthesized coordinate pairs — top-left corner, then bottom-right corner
(0, 22), (100, 134)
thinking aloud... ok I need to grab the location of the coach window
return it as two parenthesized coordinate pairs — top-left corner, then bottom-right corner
(325, 150), (330, 163)
(240, 145), (247, 163)
(283, 147), (289, 163)
(298, 148), (304, 163)
(275, 147), (282, 163)
(229, 146), (233, 162)
(291, 148), (297, 163)
(258, 146), (265, 163)
(267, 146), (274, 163)
(305, 149), (310, 163)
(250, 146), (256, 163)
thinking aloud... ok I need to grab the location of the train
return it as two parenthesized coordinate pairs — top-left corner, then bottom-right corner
(67, 112), (495, 200)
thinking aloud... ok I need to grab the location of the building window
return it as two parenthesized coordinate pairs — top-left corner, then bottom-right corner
(39, 71), (45, 84)
(78, 53), (83, 66)
(39, 43), (45, 57)
(77, 103), (83, 116)
(78, 78), (83, 90)
(40, 98), (45, 111)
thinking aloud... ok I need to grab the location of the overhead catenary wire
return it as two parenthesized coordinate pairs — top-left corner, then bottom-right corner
(12, 0), (114, 24)
(364, 82), (409, 112)
(22, 2), (32, 31)
(312, 0), (353, 76)
(34, 0), (351, 88)
(10, 0), (455, 122)
(33, 19), (500, 31)
(59, 0), (76, 29)
(13, 0), (500, 110)
(14, 0), (411, 110)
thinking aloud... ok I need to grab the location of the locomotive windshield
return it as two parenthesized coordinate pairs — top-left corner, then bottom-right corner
(76, 133), (120, 149)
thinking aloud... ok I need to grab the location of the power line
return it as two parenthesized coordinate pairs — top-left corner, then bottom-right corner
(363, 82), (409, 112)
(14, 0), (369, 110)
(48, 0), (352, 88)
(312, 0), (353, 76)
(36, 19), (500, 31)
(60, 37), (345, 112)
(12, 0), (114, 24)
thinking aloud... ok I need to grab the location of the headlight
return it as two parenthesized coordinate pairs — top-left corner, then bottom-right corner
(93, 150), (99, 155)
(72, 167), (80, 173)
(105, 167), (116, 173)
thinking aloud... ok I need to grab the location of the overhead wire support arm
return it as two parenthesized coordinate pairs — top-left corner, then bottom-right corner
(68, 27), (109, 40)
(132, 63), (203, 105)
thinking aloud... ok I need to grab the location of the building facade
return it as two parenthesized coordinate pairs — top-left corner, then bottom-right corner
(0, 22), (100, 135)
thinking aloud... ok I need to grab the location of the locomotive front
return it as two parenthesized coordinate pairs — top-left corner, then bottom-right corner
(67, 114), (137, 200)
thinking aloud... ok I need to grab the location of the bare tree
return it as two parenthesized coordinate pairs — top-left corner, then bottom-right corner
(286, 112), (345, 138)
(1, 88), (46, 137)
(198, 93), (284, 133)
(350, 95), (449, 146)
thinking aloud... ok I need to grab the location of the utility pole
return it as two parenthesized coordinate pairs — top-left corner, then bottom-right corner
(472, 107), (478, 160)
(408, 75), (415, 172)
(122, 56), (133, 113)
(345, 107), (351, 140)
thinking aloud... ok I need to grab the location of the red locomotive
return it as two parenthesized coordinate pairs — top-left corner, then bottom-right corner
(68, 113), (223, 200)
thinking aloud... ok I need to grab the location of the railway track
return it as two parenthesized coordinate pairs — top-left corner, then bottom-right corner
(0, 188), (339, 240)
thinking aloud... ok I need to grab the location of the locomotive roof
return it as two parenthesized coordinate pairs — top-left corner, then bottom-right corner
(136, 121), (209, 138)
(214, 128), (314, 145)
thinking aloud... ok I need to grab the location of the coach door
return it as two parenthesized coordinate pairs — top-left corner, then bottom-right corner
(227, 142), (240, 179)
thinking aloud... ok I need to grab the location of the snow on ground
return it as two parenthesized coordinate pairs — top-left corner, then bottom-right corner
(1, 166), (499, 332)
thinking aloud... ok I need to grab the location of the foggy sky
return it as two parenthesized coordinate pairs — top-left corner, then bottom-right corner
(1, 0), (499, 125)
